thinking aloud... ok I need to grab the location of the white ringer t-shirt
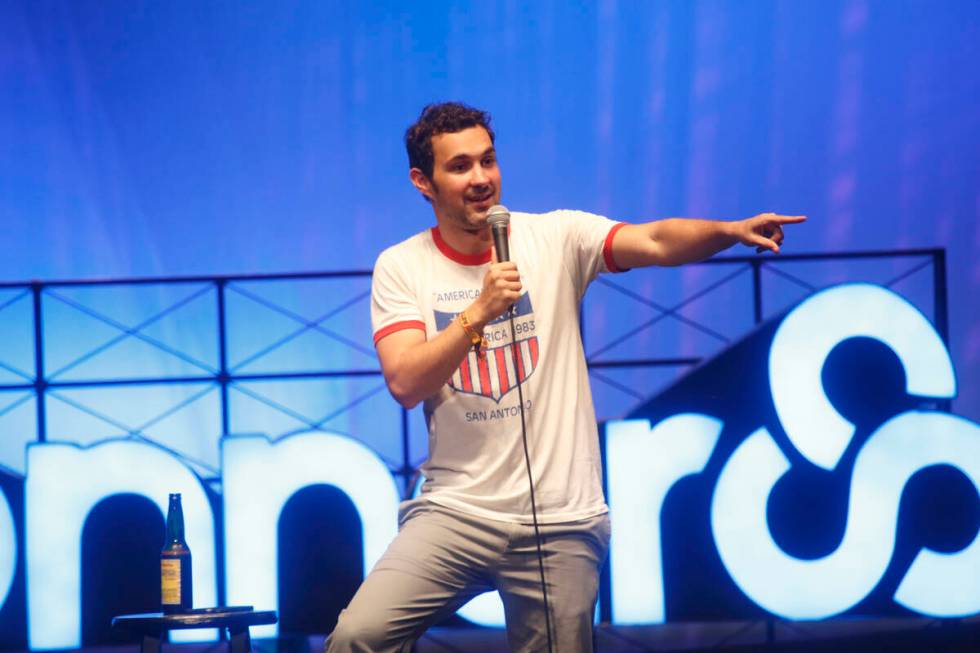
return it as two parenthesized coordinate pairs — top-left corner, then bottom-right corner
(371, 209), (626, 524)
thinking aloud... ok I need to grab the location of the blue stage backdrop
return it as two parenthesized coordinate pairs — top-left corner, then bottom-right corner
(1, 2), (980, 648)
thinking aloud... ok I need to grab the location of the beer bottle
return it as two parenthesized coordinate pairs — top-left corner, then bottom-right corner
(160, 493), (192, 613)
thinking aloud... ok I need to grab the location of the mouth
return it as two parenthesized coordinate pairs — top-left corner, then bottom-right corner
(466, 189), (495, 206)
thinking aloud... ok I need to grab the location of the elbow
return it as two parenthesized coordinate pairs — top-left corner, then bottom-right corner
(395, 394), (420, 410)
(387, 378), (421, 410)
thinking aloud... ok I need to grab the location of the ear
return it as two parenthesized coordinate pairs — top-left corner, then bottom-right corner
(409, 168), (434, 201)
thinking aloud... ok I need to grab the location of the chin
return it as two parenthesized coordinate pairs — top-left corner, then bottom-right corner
(471, 214), (494, 230)
(461, 208), (489, 226)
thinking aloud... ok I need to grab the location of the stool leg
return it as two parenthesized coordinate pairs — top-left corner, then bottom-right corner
(228, 626), (252, 653)
(141, 632), (161, 653)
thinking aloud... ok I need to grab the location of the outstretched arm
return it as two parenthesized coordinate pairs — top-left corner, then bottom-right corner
(609, 213), (806, 269)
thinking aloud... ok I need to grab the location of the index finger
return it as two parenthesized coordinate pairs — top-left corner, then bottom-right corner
(771, 214), (807, 224)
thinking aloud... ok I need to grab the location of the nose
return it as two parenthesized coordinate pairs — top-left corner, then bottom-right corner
(470, 164), (489, 186)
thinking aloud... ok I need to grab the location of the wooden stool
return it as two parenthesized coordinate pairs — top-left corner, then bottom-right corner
(113, 606), (278, 653)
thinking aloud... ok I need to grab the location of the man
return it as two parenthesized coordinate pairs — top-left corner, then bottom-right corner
(327, 102), (804, 652)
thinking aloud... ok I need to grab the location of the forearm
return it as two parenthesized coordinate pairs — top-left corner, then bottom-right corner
(382, 304), (492, 409)
(611, 213), (803, 269)
(643, 218), (738, 266)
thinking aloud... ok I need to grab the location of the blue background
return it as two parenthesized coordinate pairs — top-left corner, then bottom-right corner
(1, 3), (979, 644)
(2, 0), (978, 419)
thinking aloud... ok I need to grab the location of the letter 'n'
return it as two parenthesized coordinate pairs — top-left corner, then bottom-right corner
(26, 440), (217, 649)
(221, 432), (400, 639)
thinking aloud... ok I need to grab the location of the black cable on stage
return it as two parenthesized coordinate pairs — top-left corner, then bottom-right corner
(507, 309), (555, 653)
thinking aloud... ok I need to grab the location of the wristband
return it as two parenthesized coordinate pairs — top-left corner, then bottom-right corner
(457, 309), (488, 359)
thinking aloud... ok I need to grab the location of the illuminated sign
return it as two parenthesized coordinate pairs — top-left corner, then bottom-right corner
(222, 432), (400, 639)
(4, 283), (978, 648)
(768, 283), (956, 471)
(609, 283), (979, 622)
(25, 440), (217, 649)
(607, 414), (723, 623)
(713, 412), (980, 619)
(0, 489), (14, 609)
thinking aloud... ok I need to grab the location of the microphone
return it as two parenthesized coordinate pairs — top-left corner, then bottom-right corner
(487, 204), (511, 262)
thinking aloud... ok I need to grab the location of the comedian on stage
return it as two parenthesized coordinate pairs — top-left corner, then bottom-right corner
(326, 102), (804, 653)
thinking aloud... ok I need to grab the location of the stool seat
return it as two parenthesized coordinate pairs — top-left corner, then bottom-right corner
(113, 607), (277, 653)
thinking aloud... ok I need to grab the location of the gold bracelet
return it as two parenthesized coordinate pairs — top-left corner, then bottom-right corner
(457, 310), (488, 358)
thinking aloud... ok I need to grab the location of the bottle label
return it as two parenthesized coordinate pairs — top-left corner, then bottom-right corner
(161, 558), (181, 605)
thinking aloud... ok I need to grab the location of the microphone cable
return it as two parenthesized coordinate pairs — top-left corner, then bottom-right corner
(488, 204), (554, 652)
(506, 309), (555, 653)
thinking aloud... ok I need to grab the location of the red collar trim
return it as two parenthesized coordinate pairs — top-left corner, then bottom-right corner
(430, 227), (492, 265)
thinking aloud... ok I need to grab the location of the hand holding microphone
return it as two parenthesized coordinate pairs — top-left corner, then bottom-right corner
(470, 205), (521, 324)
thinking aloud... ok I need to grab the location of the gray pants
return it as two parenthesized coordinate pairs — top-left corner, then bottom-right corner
(326, 500), (610, 653)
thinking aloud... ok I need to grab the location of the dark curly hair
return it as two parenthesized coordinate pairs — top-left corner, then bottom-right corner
(405, 102), (495, 179)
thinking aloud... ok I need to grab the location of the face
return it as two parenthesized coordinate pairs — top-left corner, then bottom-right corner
(412, 126), (502, 233)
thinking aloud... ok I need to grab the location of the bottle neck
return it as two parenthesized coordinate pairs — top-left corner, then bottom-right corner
(166, 498), (186, 546)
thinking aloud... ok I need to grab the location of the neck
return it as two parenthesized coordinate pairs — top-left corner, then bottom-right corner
(435, 217), (493, 255)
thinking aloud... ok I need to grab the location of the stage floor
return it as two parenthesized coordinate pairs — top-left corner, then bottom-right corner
(34, 616), (976, 653)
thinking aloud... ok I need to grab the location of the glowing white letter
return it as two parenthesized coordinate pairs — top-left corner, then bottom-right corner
(885, 412), (980, 617)
(607, 415), (723, 624)
(0, 489), (15, 610)
(26, 440), (217, 649)
(769, 283), (955, 471)
(222, 432), (400, 639)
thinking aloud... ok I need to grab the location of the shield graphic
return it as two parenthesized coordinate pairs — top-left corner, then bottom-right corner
(449, 337), (539, 402)
(434, 294), (538, 402)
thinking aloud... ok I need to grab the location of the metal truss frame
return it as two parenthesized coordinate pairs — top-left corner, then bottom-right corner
(0, 248), (947, 484)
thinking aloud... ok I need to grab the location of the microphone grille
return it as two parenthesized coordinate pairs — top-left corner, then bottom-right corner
(486, 205), (510, 226)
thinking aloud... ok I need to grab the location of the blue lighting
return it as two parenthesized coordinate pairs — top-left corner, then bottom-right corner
(768, 283), (956, 471)
(607, 415), (722, 624)
(222, 432), (400, 639)
(4, 283), (976, 640)
(0, 488), (15, 609)
(26, 440), (217, 649)
(711, 426), (898, 619)
(711, 284), (976, 620)
(457, 591), (506, 628)
(883, 411), (980, 617)
(1, 1), (978, 642)
(712, 412), (980, 620)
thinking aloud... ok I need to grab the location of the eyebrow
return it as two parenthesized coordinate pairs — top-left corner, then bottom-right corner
(444, 147), (496, 166)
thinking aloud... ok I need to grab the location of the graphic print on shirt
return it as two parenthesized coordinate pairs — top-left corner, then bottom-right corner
(433, 293), (538, 403)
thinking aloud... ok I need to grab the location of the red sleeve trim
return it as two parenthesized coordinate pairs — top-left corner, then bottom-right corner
(373, 320), (426, 345)
(603, 222), (630, 273)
